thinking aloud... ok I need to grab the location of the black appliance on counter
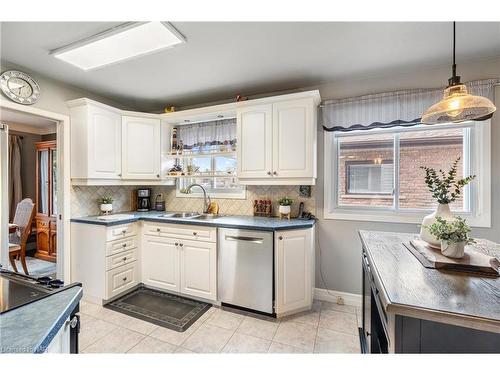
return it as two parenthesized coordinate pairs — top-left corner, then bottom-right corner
(137, 188), (152, 212)
(361, 250), (389, 353)
(0, 267), (81, 353)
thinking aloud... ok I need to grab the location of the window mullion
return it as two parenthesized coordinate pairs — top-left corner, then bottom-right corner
(393, 133), (400, 213)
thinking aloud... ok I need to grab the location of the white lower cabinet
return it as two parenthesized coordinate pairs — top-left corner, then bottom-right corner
(275, 227), (314, 316)
(142, 236), (180, 292)
(180, 240), (217, 300)
(142, 223), (217, 301)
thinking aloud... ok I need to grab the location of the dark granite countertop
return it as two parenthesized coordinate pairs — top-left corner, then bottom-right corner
(71, 211), (315, 231)
(0, 285), (82, 353)
(359, 230), (500, 333)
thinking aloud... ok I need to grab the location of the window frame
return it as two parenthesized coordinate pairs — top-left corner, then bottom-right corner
(175, 154), (246, 199)
(323, 120), (491, 227)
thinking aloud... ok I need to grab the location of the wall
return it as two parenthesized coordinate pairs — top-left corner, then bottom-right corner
(71, 185), (316, 218)
(314, 58), (500, 295)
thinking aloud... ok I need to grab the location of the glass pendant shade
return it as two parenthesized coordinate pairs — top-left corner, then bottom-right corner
(421, 84), (496, 124)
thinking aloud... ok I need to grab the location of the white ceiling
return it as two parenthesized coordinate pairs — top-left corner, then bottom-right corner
(1, 22), (499, 111)
(1, 108), (57, 134)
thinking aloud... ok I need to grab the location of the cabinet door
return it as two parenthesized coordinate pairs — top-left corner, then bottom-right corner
(275, 228), (313, 315)
(236, 104), (273, 179)
(122, 116), (161, 180)
(88, 105), (122, 178)
(179, 240), (217, 300)
(142, 236), (180, 292)
(272, 98), (315, 178)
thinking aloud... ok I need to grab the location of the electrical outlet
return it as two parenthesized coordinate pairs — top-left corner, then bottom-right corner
(336, 296), (345, 305)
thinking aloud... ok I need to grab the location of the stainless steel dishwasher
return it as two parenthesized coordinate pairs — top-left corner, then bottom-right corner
(218, 228), (274, 315)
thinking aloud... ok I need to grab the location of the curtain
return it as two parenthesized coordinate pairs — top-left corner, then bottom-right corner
(8, 135), (23, 220)
(178, 118), (236, 151)
(321, 78), (498, 132)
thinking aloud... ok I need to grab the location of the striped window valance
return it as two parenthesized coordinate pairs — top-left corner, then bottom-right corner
(321, 78), (498, 132)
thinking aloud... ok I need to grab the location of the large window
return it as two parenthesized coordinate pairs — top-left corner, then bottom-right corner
(324, 121), (491, 226)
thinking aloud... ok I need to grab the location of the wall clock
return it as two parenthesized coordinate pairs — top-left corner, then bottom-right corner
(0, 70), (41, 105)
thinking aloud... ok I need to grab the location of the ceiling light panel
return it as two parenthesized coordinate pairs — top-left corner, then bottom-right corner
(51, 22), (185, 70)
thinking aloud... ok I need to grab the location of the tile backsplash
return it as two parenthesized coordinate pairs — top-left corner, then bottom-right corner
(71, 185), (316, 218)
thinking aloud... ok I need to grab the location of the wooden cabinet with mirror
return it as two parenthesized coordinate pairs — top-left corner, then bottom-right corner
(35, 140), (57, 262)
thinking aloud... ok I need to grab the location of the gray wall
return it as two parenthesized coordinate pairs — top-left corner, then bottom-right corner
(313, 58), (500, 295)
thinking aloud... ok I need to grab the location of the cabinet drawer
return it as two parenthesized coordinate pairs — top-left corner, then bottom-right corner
(106, 223), (138, 241)
(106, 247), (138, 271)
(106, 261), (139, 299)
(105, 236), (138, 256)
(143, 222), (216, 242)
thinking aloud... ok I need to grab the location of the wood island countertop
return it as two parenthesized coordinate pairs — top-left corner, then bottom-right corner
(359, 230), (500, 334)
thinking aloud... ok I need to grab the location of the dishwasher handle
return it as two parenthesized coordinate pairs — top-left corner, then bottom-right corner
(224, 235), (264, 244)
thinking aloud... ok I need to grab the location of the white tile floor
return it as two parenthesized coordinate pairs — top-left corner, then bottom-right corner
(78, 300), (361, 354)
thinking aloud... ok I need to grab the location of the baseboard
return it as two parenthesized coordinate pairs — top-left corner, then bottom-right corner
(314, 287), (362, 308)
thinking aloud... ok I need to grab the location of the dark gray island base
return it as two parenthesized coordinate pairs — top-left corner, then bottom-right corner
(359, 230), (500, 354)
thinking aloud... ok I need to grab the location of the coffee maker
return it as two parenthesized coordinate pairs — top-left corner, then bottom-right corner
(137, 188), (152, 212)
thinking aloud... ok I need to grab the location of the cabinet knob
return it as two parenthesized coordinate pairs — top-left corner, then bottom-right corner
(121, 230), (126, 234)
(279, 236), (283, 240)
(156, 228), (161, 232)
(118, 173), (122, 177)
(267, 171), (272, 176)
(273, 171), (278, 175)
(122, 243), (127, 248)
(175, 242), (179, 246)
(157, 174), (160, 178)
(122, 257), (127, 261)
(123, 277), (127, 281)
(179, 243), (183, 247)
(193, 232), (197, 236)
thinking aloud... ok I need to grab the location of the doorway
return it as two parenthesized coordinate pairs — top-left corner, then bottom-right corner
(0, 101), (70, 281)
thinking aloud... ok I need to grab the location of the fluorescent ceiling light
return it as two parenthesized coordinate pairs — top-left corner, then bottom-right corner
(51, 22), (185, 70)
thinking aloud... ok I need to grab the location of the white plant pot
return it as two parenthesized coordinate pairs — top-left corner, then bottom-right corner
(441, 240), (465, 259)
(279, 205), (291, 215)
(420, 203), (454, 248)
(100, 203), (113, 214)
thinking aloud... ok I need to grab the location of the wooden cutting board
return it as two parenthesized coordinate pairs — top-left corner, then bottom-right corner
(405, 239), (500, 277)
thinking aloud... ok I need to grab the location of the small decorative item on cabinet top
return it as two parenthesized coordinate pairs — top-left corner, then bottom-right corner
(253, 198), (272, 217)
(278, 196), (293, 220)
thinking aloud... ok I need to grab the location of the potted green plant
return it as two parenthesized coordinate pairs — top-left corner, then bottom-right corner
(98, 196), (114, 215)
(278, 196), (293, 218)
(419, 158), (475, 247)
(424, 216), (475, 258)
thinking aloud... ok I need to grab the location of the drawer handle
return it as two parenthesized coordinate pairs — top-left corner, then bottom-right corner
(123, 277), (127, 282)
(156, 228), (161, 232)
(175, 242), (179, 246)
(179, 243), (183, 247)
(193, 232), (197, 236)
(279, 236), (283, 240)
(121, 230), (126, 235)
(267, 171), (272, 175)
(122, 243), (127, 248)
(273, 171), (278, 175)
(122, 257), (127, 261)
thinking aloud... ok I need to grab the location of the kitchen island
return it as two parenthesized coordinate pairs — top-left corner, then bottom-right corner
(0, 284), (82, 353)
(359, 230), (500, 353)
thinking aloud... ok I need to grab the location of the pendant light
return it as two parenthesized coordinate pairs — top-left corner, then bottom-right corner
(421, 22), (496, 124)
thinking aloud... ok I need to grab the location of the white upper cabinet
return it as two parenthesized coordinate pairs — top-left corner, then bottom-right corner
(236, 92), (319, 185)
(69, 100), (122, 181)
(236, 104), (273, 179)
(272, 98), (315, 179)
(121, 116), (161, 180)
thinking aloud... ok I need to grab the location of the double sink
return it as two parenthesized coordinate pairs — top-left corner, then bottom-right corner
(160, 212), (221, 221)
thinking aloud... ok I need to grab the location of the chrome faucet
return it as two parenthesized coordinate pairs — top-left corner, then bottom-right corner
(186, 183), (211, 214)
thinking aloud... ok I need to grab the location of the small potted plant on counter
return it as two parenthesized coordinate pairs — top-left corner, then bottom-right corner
(98, 196), (114, 215)
(424, 216), (475, 258)
(278, 196), (293, 220)
(419, 158), (475, 247)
